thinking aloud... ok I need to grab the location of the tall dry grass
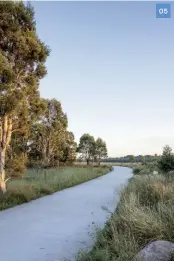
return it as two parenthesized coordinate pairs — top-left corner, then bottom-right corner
(77, 174), (174, 261)
(0, 166), (111, 211)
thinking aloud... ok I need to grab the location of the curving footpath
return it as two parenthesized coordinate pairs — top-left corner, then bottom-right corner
(0, 166), (132, 261)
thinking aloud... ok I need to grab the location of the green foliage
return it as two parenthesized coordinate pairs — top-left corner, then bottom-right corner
(6, 153), (27, 178)
(78, 135), (108, 165)
(78, 134), (95, 164)
(0, 1), (50, 117)
(133, 165), (143, 175)
(61, 132), (77, 165)
(133, 162), (159, 175)
(0, 1), (50, 186)
(95, 138), (107, 165)
(158, 145), (174, 174)
(28, 99), (76, 167)
(102, 154), (159, 164)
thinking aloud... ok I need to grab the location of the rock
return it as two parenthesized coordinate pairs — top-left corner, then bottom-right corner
(153, 171), (158, 175)
(137, 240), (174, 261)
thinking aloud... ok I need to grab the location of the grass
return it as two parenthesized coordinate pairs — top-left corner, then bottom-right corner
(108, 162), (140, 168)
(77, 174), (174, 261)
(76, 162), (140, 168)
(132, 162), (160, 175)
(0, 166), (111, 211)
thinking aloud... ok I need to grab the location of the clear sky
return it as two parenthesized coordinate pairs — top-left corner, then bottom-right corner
(31, 1), (174, 157)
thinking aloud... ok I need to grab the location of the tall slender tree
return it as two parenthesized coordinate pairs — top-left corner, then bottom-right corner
(28, 99), (68, 167)
(0, 1), (50, 192)
(95, 138), (107, 165)
(78, 134), (95, 165)
(60, 132), (77, 165)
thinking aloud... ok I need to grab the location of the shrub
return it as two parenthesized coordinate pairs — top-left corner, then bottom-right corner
(139, 169), (151, 175)
(133, 162), (160, 176)
(133, 166), (143, 175)
(6, 154), (27, 178)
(158, 145), (174, 174)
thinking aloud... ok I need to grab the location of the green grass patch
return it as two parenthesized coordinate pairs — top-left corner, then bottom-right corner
(77, 174), (174, 261)
(0, 166), (111, 211)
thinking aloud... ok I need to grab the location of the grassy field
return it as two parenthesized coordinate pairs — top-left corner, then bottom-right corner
(0, 166), (111, 211)
(75, 162), (140, 168)
(105, 162), (140, 168)
(77, 173), (174, 261)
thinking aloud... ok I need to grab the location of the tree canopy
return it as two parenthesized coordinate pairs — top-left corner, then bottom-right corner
(28, 99), (76, 167)
(78, 134), (95, 165)
(158, 145), (174, 173)
(78, 134), (108, 165)
(95, 138), (107, 165)
(0, 1), (51, 192)
(0, 1), (109, 193)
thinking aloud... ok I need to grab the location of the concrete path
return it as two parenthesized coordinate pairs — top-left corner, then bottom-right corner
(0, 166), (132, 261)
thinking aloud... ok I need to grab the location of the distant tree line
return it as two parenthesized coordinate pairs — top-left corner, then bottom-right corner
(101, 154), (159, 163)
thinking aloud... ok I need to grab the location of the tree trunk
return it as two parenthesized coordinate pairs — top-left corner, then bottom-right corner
(42, 143), (47, 167)
(0, 150), (6, 193)
(87, 158), (89, 165)
(98, 155), (101, 166)
(46, 136), (50, 167)
(0, 116), (12, 193)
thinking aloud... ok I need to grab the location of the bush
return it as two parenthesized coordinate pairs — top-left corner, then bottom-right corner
(6, 154), (27, 178)
(158, 145), (174, 174)
(139, 169), (151, 175)
(133, 166), (143, 175)
(133, 162), (160, 176)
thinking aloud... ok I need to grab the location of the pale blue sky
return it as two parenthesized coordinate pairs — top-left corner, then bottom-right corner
(32, 1), (174, 156)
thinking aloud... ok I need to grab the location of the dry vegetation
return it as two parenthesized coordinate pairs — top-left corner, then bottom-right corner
(77, 174), (174, 261)
(0, 166), (111, 211)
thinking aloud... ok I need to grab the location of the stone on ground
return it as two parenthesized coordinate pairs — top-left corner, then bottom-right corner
(137, 240), (174, 261)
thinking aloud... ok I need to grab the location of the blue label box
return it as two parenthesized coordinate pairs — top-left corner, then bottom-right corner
(156, 3), (171, 18)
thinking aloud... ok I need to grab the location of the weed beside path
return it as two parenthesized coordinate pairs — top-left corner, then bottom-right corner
(77, 174), (174, 261)
(0, 166), (111, 211)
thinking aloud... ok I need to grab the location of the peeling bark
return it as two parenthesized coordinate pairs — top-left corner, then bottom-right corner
(0, 116), (12, 193)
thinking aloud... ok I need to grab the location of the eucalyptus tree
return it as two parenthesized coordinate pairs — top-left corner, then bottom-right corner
(0, 1), (49, 192)
(78, 134), (95, 165)
(95, 138), (107, 165)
